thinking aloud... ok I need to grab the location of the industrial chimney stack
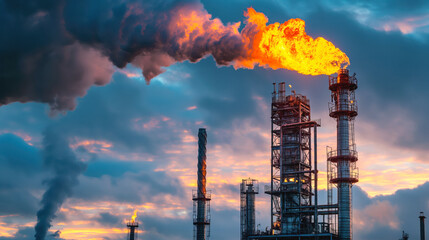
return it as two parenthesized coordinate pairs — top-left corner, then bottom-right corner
(193, 128), (211, 240)
(327, 69), (359, 240)
(127, 221), (138, 240)
(420, 212), (426, 240)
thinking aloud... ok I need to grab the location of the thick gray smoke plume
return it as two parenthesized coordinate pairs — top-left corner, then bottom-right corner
(0, 0), (245, 111)
(34, 128), (86, 240)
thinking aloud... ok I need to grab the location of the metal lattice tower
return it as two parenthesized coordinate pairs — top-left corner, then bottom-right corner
(241, 178), (259, 240)
(193, 128), (211, 240)
(242, 81), (341, 240)
(266, 82), (321, 236)
(327, 69), (359, 240)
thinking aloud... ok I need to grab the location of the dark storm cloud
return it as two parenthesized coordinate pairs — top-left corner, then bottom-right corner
(35, 128), (86, 240)
(0, 0), (248, 111)
(0, 0), (114, 111)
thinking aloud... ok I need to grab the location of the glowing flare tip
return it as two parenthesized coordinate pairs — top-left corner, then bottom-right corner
(131, 210), (138, 223)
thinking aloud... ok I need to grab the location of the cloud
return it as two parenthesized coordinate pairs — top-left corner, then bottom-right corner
(0, 227), (64, 240)
(352, 183), (429, 239)
(0, 134), (42, 216)
(94, 212), (122, 227)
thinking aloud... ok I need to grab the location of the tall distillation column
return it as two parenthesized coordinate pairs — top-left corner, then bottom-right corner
(327, 69), (359, 240)
(193, 128), (211, 240)
(267, 82), (320, 235)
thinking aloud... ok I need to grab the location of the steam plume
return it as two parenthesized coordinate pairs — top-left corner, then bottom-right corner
(34, 128), (86, 240)
(0, 0), (349, 111)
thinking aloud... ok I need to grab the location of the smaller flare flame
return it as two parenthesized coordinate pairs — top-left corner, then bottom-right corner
(131, 210), (138, 223)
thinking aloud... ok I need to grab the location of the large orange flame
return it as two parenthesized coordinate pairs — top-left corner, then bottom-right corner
(237, 8), (350, 75)
(131, 210), (138, 223)
(168, 7), (349, 76)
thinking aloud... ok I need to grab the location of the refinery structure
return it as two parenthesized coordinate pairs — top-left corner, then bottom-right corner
(241, 69), (359, 240)
(189, 69), (360, 240)
(123, 69), (427, 240)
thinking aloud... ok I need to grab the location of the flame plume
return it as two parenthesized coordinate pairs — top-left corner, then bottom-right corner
(131, 210), (138, 223)
(236, 8), (350, 75)
(169, 7), (349, 76)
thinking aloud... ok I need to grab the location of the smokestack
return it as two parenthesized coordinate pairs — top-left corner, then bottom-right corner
(198, 128), (207, 201)
(420, 212), (426, 240)
(328, 69), (359, 240)
(193, 128), (211, 240)
(127, 221), (139, 240)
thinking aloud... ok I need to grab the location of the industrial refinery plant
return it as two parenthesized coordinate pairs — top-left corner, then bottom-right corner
(191, 69), (360, 240)
(187, 69), (427, 240)
(239, 69), (359, 240)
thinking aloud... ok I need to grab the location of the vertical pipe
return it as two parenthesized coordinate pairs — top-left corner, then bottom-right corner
(197, 128), (207, 240)
(130, 226), (136, 240)
(420, 212), (426, 240)
(247, 184), (256, 236)
(314, 125), (318, 238)
(271, 109), (274, 233)
(337, 73), (351, 240)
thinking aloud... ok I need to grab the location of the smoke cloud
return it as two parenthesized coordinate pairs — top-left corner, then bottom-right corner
(0, 0), (243, 111)
(34, 128), (86, 240)
(0, 0), (348, 111)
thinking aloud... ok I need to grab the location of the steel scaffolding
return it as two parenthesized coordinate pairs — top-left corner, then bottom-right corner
(258, 82), (337, 240)
(241, 69), (360, 240)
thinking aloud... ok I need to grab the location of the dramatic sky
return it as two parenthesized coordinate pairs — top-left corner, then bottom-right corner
(1, 0), (429, 240)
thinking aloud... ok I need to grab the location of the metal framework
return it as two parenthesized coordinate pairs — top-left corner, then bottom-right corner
(241, 72), (360, 240)
(193, 128), (211, 240)
(127, 221), (139, 240)
(327, 69), (359, 240)
(256, 82), (337, 240)
(241, 178), (259, 240)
